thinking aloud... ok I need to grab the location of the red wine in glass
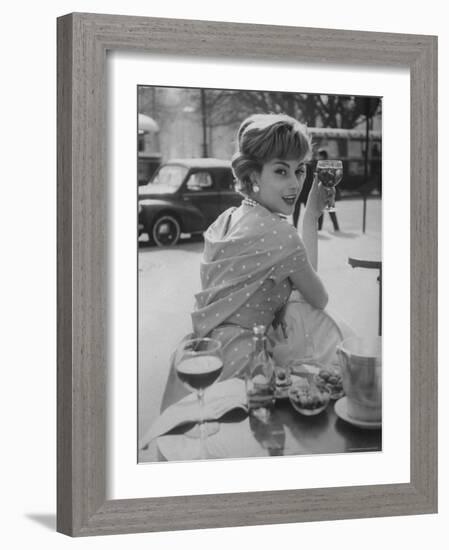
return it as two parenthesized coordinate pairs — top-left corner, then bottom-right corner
(174, 338), (223, 457)
(176, 355), (223, 391)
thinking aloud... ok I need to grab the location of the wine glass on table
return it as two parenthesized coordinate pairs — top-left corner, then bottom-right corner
(316, 160), (343, 212)
(174, 337), (223, 459)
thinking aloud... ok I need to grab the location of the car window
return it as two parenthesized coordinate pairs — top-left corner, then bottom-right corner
(186, 171), (213, 192)
(139, 164), (188, 195)
(144, 164), (188, 191)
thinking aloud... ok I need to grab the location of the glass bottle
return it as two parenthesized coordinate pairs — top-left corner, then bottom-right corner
(246, 325), (276, 418)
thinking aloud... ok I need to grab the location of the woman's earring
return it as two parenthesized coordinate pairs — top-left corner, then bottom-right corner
(252, 183), (260, 193)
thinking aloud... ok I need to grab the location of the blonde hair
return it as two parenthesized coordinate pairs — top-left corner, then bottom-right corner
(231, 113), (312, 196)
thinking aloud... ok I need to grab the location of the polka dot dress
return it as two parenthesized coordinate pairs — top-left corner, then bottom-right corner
(190, 203), (310, 378)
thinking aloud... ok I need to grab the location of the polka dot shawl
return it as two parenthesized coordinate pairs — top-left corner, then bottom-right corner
(191, 203), (310, 337)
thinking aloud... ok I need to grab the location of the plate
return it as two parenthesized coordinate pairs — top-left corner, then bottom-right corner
(334, 397), (382, 430)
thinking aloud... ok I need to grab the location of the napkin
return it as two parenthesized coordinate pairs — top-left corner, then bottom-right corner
(139, 378), (248, 450)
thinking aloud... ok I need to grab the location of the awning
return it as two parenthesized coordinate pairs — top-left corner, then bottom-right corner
(138, 113), (160, 133)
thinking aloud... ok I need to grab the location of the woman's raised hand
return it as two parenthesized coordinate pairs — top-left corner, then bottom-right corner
(305, 174), (335, 219)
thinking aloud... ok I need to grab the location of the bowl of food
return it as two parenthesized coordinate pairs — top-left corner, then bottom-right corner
(314, 366), (344, 400)
(288, 380), (330, 416)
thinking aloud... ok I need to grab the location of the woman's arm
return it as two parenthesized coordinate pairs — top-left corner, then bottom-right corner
(301, 174), (329, 270)
(289, 260), (328, 310)
(289, 175), (331, 309)
(302, 207), (319, 271)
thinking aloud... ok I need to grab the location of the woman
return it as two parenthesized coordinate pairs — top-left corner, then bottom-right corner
(161, 113), (350, 409)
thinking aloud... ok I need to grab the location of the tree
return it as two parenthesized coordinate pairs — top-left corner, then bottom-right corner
(197, 89), (381, 130)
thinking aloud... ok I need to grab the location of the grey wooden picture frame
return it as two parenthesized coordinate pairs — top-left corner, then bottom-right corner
(57, 12), (438, 537)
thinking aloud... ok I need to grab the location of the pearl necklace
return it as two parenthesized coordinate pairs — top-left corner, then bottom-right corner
(242, 197), (286, 219)
(242, 197), (259, 208)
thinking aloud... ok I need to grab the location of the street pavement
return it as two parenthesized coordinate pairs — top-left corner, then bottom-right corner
(138, 197), (381, 451)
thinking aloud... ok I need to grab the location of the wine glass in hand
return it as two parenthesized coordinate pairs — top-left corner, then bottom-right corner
(174, 337), (223, 458)
(316, 160), (343, 212)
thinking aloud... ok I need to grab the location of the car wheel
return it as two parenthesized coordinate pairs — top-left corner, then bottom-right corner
(151, 215), (181, 247)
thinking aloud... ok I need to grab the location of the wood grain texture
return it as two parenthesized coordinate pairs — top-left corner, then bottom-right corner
(409, 36), (438, 508)
(57, 12), (438, 537)
(57, 13), (74, 536)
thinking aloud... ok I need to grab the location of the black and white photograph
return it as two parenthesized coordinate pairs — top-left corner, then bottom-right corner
(137, 85), (382, 463)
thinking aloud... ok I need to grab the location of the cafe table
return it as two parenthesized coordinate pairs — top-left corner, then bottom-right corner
(154, 367), (381, 462)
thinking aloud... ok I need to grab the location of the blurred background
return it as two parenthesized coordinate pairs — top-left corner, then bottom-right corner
(137, 86), (382, 195)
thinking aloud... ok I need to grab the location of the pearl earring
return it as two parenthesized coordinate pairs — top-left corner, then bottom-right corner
(252, 183), (260, 193)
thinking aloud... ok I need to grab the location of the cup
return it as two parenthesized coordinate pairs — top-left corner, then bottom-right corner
(336, 336), (382, 422)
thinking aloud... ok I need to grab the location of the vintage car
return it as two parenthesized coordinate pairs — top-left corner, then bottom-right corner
(138, 158), (242, 246)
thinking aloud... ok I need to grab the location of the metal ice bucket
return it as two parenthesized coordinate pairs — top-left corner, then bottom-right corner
(336, 336), (382, 422)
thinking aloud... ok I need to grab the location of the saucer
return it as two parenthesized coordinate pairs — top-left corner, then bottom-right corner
(334, 397), (381, 430)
